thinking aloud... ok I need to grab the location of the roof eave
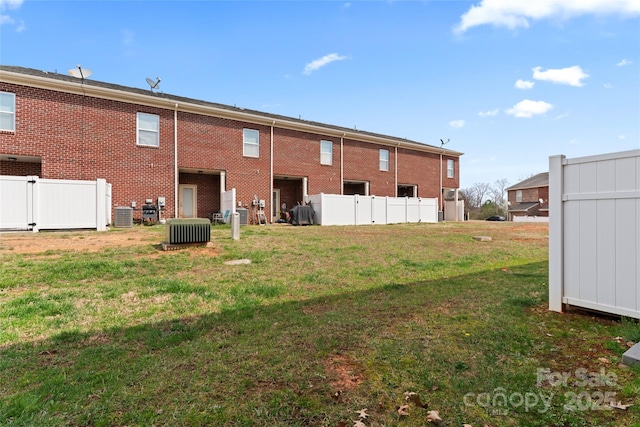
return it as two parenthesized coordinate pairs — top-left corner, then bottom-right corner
(1, 69), (463, 157)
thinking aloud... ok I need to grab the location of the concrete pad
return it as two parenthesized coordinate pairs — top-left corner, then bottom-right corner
(224, 259), (252, 265)
(622, 342), (640, 366)
(473, 236), (492, 242)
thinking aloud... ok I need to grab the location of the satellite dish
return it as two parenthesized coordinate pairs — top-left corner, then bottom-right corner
(539, 198), (544, 204)
(68, 65), (92, 80)
(146, 77), (161, 91)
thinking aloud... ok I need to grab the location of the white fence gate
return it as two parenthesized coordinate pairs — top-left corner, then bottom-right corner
(549, 150), (640, 319)
(307, 193), (438, 226)
(0, 175), (111, 232)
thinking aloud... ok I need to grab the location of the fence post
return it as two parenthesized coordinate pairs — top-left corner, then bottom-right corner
(96, 179), (107, 231)
(29, 175), (39, 233)
(549, 155), (565, 312)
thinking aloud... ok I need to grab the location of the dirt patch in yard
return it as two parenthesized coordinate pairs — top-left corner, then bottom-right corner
(0, 227), (217, 256)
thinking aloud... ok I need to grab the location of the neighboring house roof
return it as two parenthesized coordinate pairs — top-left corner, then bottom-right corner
(506, 172), (549, 191)
(509, 202), (539, 212)
(0, 65), (463, 158)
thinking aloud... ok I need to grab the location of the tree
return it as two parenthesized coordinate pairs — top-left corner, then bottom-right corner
(462, 179), (510, 219)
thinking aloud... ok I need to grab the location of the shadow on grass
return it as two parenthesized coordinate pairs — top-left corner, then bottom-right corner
(1, 260), (637, 426)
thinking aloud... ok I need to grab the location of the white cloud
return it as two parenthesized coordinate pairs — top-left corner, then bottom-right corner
(604, 83), (613, 89)
(342, 2), (351, 9)
(479, 109), (499, 117)
(121, 29), (135, 46)
(0, 0), (24, 10)
(618, 134), (626, 140)
(532, 66), (589, 87)
(0, 0), (23, 30)
(506, 99), (553, 118)
(303, 53), (347, 75)
(617, 59), (632, 67)
(454, 0), (640, 34)
(449, 119), (465, 128)
(515, 79), (535, 89)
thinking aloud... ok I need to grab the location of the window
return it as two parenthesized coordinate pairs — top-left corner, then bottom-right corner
(243, 128), (259, 157)
(320, 140), (332, 165)
(137, 112), (159, 147)
(379, 149), (389, 171)
(516, 190), (523, 203)
(447, 159), (455, 178)
(0, 92), (16, 132)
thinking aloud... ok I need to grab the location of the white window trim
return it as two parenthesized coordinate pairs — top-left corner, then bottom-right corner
(447, 159), (455, 178)
(243, 128), (260, 158)
(137, 112), (159, 147)
(516, 190), (523, 203)
(0, 92), (16, 132)
(379, 149), (389, 171)
(320, 140), (332, 165)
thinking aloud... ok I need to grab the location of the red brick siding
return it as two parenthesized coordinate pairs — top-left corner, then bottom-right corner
(0, 160), (41, 176)
(1, 81), (461, 224)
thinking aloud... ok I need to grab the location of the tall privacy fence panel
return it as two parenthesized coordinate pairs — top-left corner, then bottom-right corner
(0, 175), (111, 232)
(549, 150), (640, 319)
(307, 193), (438, 226)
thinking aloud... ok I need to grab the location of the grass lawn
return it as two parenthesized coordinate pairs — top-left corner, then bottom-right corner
(0, 221), (638, 426)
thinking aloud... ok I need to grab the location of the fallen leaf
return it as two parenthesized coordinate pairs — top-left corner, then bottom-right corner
(598, 357), (610, 364)
(398, 404), (410, 416)
(353, 421), (366, 427)
(430, 384), (439, 391)
(426, 410), (442, 424)
(336, 422), (349, 427)
(355, 408), (368, 419)
(610, 401), (633, 410)
(404, 391), (427, 408)
(463, 424), (473, 427)
(627, 341), (635, 348)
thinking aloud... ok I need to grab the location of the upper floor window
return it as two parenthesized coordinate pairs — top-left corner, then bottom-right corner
(447, 159), (455, 178)
(320, 140), (332, 165)
(137, 112), (159, 147)
(516, 190), (523, 203)
(379, 149), (389, 171)
(0, 92), (16, 132)
(243, 128), (259, 157)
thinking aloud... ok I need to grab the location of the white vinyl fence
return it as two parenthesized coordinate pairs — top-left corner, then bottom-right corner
(0, 175), (111, 232)
(307, 193), (438, 226)
(513, 216), (549, 223)
(549, 150), (640, 319)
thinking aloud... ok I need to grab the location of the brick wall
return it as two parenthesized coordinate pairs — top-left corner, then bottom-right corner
(0, 160), (41, 176)
(1, 80), (461, 224)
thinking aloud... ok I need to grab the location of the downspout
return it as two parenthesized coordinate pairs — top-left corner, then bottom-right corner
(340, 133), (345, 195)
(395, 143), (399, 197)
(174, 103), (178, 218)
(270, 120), (275, 223)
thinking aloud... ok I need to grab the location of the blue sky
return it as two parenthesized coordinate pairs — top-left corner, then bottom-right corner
(1, 0), (638, 189)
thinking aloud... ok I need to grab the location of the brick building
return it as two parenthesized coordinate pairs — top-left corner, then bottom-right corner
(506, 172), (549, 220)
(0, 65), (462, 223)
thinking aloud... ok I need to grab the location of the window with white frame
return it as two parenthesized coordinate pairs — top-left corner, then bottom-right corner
(516, 190), (523, 203)
(447, 159), (455, 178)
(320, 140), (332, 165)
(137, 112), (159, 147)
(243, 128), (259, 157)
(379, 149), (389, 171)
(0, 92), (16, 132)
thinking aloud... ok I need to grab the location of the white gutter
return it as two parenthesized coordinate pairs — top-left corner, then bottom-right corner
(394, 143), (399, 197)
(340, 133), (345, 195)
(174, 103), (179, 218)
(270, 120), (275, 223)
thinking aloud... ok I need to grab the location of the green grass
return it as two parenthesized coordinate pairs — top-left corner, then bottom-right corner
(0, 222), (638, 426)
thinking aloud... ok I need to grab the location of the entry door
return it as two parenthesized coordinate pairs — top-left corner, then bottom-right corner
(178, 185), (197, 218)
(272, 188), (280, 221)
